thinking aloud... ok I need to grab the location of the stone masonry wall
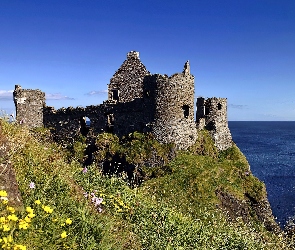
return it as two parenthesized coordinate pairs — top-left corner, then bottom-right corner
(12, 51), (233, 151)
(13, 85), (45, 128)
(43, 104), (111, 142)
(196, 97), (232, 150)
(151, 62), (198, 150)
(108, 51), (150, 103)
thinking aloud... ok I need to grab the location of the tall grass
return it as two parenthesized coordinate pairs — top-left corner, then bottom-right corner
(0, 119), (294, 249)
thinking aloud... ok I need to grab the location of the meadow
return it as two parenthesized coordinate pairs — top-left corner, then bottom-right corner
(0, 118), (294, 249)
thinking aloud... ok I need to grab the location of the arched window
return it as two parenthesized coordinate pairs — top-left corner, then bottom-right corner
(85, 117), (91, 126)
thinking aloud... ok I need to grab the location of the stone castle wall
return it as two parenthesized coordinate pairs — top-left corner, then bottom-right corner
(13, 51), (232, 151)
(108, 51), (149, 103)
(151, 63), (197, 149)
(196, 97), (232, 150)
(13, 85), (45, 128)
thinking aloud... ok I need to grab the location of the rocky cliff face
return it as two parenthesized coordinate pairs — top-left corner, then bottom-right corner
(216, 188), (280, 232)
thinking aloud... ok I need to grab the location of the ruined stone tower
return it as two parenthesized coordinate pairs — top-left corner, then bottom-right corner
(151, 61), (198, 149)
(13, 85), (45, 127)
(108, 51), (149, 103)
(196, 97), (232, 150)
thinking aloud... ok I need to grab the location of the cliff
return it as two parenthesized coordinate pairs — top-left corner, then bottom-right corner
(0, 119), (290, 248)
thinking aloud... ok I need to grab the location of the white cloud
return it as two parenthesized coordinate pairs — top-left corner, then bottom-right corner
(45, 93), (75, 100)
(86, 90), (108, 96)
(0, 90), (13, 100)
(228, 104), (248, 110)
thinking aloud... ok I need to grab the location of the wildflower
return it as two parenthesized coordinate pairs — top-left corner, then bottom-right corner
(7, 214), (18, 221)
(1, 236), (13, 248)
(0, 217), (6, 223)
(24, 216), (31, 223)
(7, 206), (15, 213)
(65, 218), (72, 225)
(2, 224), (10, 231)
(0, 190), (7, 197)
(19, 220), (29, 230)
(82, 167), (88, 173)
(83, 192), (88, 198)
(29, 182), (35, 189)
(60, 231), (67, 238)
(42, 205), (53, 214)
(34, 200), (41, 205)
(25, 207), (34, 214)
(98, 207), (103, 213)
(2, 199), (8, 204)
(92, 197), (103, 207)
(27, 212), (35, 218)
(13, 244), (27, 250)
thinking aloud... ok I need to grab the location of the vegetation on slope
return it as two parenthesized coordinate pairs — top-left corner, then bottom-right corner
(0, 119), (294, 249)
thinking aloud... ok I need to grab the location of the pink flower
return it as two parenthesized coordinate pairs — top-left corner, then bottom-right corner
(82, 167), (88, 173)
(29, 182), (35, 189)
(91, 197), (103, 207)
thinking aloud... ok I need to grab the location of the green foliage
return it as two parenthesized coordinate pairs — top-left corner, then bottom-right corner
(94, 133), (121, 162)
(188, 129), (219, 158)
(94, 131), (174, 167)
(0, 121), (293, 249)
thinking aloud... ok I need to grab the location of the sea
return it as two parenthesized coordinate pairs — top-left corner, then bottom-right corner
(229, 121), (295, 228)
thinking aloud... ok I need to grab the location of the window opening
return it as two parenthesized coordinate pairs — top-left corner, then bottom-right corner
(111, 89), (119, 101)
(182, 105), (189, 118)
(218, 103), (222, 110)
(205, 106), (210, 115)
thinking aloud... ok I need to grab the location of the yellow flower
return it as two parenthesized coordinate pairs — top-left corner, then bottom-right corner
(25, 207), (33, 214)
(19, 220), (29, 230)
(7, 214), (18, 221)
(7, 206), (15, 213)
(0, 217), (6, 223)
(42, 205), (53, 214)
(2, 199), (8, 204)
(14, 244), (27, 250)
(0, 190), (8, 197)
(34, 200), (41, 205)
(2, 224), (10, 231)
(27, 212), (35, 218)
(60, 231), (67, 238)
(24, 216), (31, 223)
(1, 236), (13, 248)
(65, 218), (72, 225)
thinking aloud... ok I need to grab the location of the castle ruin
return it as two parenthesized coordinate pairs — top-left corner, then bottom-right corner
(13, 51), (232, 150)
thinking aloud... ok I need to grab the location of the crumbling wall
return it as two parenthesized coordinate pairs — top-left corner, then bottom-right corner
(196, 97), (232, 150)
(151, 61), (198, 150)
(43, 104), (110, 142)
(11, 52), (233, 152)
(13, 85), (45, 127)
(108, 51), (150, 103)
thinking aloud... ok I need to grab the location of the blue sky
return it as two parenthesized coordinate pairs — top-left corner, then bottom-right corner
(0, 0), (294, 121)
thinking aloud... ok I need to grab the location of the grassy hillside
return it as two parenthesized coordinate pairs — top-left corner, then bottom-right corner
(0, 120), (294, 249)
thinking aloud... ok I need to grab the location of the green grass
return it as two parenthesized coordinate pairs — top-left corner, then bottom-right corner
(0, 119), (294, 249)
